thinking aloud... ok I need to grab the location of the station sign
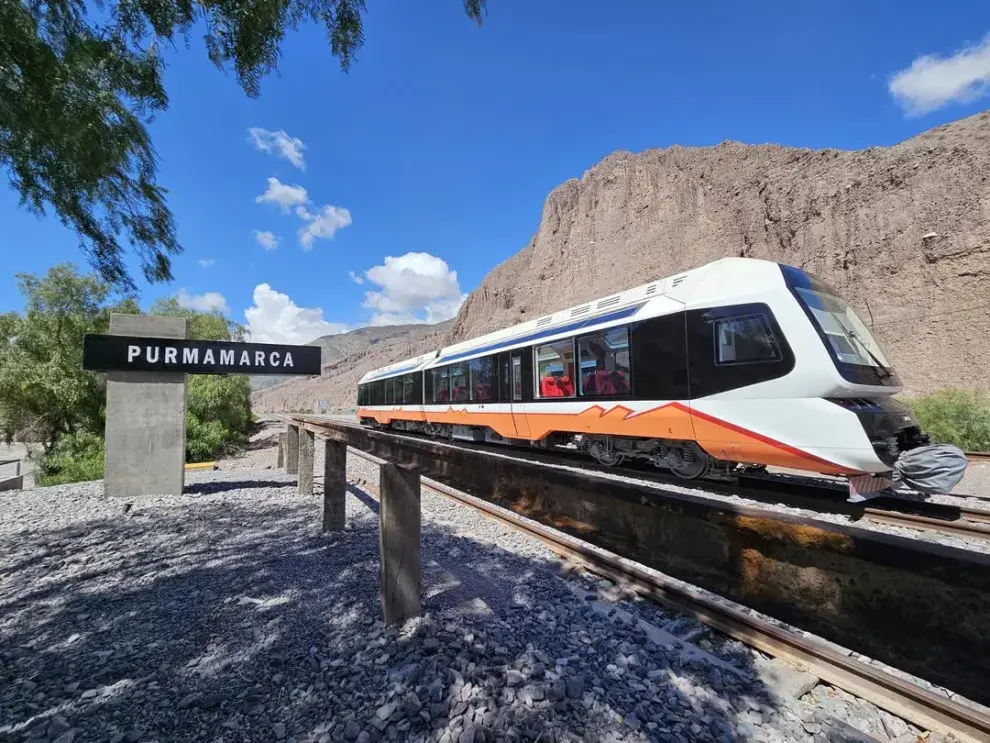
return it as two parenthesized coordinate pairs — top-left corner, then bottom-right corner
(83, 334), (321, 376)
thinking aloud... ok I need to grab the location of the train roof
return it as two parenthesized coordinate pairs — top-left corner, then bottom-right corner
(358, 257), (784, 383)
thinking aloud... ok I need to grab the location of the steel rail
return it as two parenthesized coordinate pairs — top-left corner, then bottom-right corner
(338, 443), (990, 743)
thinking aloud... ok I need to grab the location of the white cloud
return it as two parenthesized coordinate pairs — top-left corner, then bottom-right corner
(256, 177), (309, 213)
(177, 288), (230, 315)
(198, 259), (216, 268)
(254, 230), (280, 250)
(361, 252), (466, 326)
(889, 34), (990, 115)
(247, 128), (307, 170)
(297, 205), (353, 251)
(244, 283), (348, 345)
(348, 270), (365, 285)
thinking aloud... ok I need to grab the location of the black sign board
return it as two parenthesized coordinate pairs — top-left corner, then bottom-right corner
(83, 334), (322, 375)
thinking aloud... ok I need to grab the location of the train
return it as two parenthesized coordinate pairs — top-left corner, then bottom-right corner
(356, 257), (964, 499)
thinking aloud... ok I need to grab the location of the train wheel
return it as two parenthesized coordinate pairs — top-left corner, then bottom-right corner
(667, 444), (711, 479)
(587, 437), (625, 467)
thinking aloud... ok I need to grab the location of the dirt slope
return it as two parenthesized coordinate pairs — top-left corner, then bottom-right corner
(253, 112), (990, 412)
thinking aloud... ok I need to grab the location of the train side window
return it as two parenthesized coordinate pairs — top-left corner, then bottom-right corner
(714, 314), (782, 365)
(431, 368), (449, 403)
(511, 357), (522, 401)
(385, 378), (394, 405)
(578, 327), (631, 396)
(469, 357), (495, 401)
(534, 339), (576, 398)
(450, 363), (469, 402)
(402, 374), (417, 404)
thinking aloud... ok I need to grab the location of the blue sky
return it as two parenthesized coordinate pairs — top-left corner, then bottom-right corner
(2, 0), (990, 343)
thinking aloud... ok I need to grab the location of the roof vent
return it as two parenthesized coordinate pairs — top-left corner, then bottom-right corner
(671, 276), (686, 288)
(536, 316), (553, 327)
(570, 305), (591, 318)
(645, 284), (657, 296)
(596, 295), (621, 309)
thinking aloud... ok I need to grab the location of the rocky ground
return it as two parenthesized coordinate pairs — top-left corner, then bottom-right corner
(0, 421), (965, 743)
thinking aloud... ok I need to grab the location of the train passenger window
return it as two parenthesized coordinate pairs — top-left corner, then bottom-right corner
(431, 368), (449, 403)
(512, 357), (522, 401)
(402, 374), (418, 404)
(450, 364), (469, 402)
(385, 378), (394, 405)
(578, 327), (631, 396)
(715, 314), (782, 365)
(469, 357), (495, 401)
(534, 339), (576, 398)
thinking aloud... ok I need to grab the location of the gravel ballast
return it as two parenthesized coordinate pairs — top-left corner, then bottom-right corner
(0, 424), (963, 743)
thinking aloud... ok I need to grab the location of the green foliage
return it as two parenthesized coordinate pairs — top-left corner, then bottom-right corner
(908, 389), (990, 452)
(35, 431), (106, 486)
(0, 264), (137, 447)
(186, 375), (252, 461)
(1, 0), (487, 291)
(148, 297), (244, 341)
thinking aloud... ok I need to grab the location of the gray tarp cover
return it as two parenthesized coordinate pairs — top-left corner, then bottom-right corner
(894, 444), (968, 494)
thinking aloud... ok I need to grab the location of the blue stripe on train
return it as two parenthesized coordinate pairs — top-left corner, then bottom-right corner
(364, 301), (648, 382)
(437, 301), (648, 364)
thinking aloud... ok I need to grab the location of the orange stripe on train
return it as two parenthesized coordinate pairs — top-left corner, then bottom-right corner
(357, 403), (854, 476)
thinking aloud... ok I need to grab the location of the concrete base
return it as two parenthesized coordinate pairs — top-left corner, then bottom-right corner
(322, 440), (346, 531)
(277, 433), (286, 468)
(104, 315), (189, 498)
(379, 462), (421, 626)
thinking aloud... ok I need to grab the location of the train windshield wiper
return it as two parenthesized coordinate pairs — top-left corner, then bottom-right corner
(832, 315), (892, 379)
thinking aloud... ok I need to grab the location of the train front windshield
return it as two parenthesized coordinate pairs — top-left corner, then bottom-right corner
(794, 287), (890, 368)
(780, 264), (899, 387)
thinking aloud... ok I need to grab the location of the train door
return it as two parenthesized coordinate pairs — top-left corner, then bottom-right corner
(509, 350), (531, 439)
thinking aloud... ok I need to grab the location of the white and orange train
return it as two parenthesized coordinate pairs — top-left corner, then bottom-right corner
(356, 257), (952, 497)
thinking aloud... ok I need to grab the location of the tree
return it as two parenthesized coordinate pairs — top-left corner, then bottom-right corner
(0, 263), (138, 448)
(0, 0), (488, 293)
(147, 297), (253, 461)
(148, 297), (245, 341)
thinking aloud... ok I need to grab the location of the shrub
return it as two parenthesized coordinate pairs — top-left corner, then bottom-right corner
(36, 431), (105, 486)
(908, 388), (990, 452)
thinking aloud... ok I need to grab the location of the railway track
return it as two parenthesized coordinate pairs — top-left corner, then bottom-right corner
(341, 445), (990, 743)
(966, 451), (990, 465)
(282, 414), (990, 545)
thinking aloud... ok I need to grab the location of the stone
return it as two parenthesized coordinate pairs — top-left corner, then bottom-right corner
(879, 711), (910, 741)
(343, 721), (361, 741)
(273, 722), (287, 739)
(565, 677), (584, 699)
(505, 670), (524, 687)
(821, 718), (886, 743)
(753, 656), (820, 701)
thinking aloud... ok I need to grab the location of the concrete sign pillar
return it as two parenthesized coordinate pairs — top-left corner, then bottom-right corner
(104, 314), (189, 498)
